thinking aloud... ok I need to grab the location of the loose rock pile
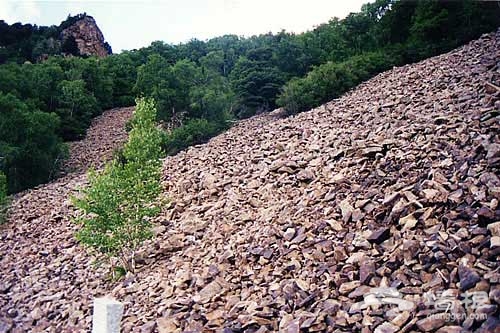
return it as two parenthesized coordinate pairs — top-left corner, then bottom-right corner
(0, 107), (133, 332)
(61, 106), (133, 174)
(1, 31), (499, 332)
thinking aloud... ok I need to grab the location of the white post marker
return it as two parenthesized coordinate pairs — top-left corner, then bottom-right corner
(92, 297), (124, 333)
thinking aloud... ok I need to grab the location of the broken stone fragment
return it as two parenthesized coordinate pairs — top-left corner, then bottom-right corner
(487, 221), (500, 237)
(339, 199), (354, 222)
(297, 169), (315, 181)
(490, 236), (500, 248)
(156, 317), (177, 333)
(478, 207), (496, 224)
(391, 311), (410, 327)
(374, 321), (399, 333)
(326, 219), (343, 231)
(435, 326), (466, 333)
(359, 260), (375, 284)
(489, 287), (500, 304)
(283, 227), (296, 241)
(458, 264), (481, 291)
(367, 227), (391, 244)
(339, 281), (361, 295)
(399, 213), (418, 230)
(478, 316), (500, 333)
(416, 317), (446, 332)
(197, 280), (223, 304)
(484, 142), (500, 166)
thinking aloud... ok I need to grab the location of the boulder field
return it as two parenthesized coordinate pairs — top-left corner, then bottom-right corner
(0, 31), (499, 332)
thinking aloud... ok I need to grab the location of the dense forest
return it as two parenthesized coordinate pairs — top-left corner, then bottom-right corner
(0, 0), (499, 195)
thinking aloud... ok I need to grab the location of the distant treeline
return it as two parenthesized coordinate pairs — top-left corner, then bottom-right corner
(0, 0), (499, 194)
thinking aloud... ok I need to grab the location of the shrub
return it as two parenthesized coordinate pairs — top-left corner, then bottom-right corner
(277, 51), (402, 114)
(72, 98), (163, 272)
(162, 118), (228, 155)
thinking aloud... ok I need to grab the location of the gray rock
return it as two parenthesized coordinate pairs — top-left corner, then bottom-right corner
(367, 227), (391, 244)
(416, 317), (446, 332)
(458, 264), (481, 291)
(360, 260), (375, 284)
(374, 322), (399, 333)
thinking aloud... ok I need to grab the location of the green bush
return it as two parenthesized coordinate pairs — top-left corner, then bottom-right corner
(162, 118), (228, 155)
(277, 51), (402, 114)
(72, 98), (163, 272)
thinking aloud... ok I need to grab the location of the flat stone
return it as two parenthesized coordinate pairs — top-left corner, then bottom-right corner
(360, 260), (375, 284)
(391, 311), (410, 327)
(339, 281), (361, 295)
(487, 221), (500, 237)
(435, 326), (466, 333)
(348, 285), (371, 299)
(157, 317), (177, 333)
(367, 227), (391, 244)
(489, 287), (500, 304)
(458, 264), (481, 291)
(374, 322), (399, 333)
(478, 316), (500, 333)
(416, 317), (446, 332)
(283, 227), (296, 241)
(197, 280), (223, 304)
(490, 236), (500, 248)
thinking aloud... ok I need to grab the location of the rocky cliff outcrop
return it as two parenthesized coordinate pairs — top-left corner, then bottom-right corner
(61, 15), (111, 57)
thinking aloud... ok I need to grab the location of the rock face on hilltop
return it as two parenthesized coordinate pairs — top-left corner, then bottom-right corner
(0, 31), (499, 332)
(61, 15), (111, 57)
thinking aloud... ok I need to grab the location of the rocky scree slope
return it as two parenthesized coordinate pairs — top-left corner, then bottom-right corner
(125, 31), (499, 332)
(0, 107), (132, 332)
(61, 106), (134, 174)
(0, 32), (499, 332)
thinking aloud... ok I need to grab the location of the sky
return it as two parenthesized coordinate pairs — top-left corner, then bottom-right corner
(1, 0), (370, 53)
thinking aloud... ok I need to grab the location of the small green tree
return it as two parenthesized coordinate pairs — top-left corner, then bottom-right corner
(72, 98), (164, 273)
(56, 79), (99, 140)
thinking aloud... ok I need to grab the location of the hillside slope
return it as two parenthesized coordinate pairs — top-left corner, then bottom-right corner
(0, 107), (132, 332)
(1, 31), (500, 332)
